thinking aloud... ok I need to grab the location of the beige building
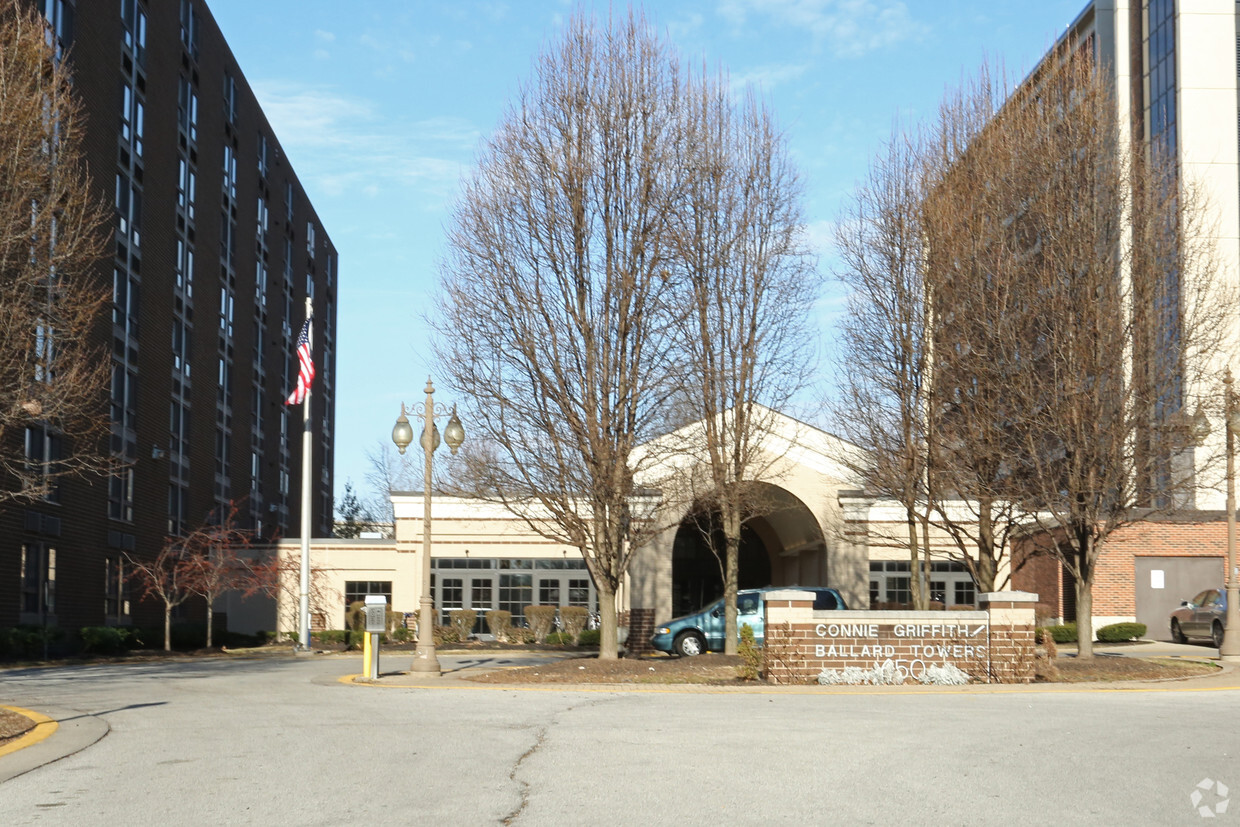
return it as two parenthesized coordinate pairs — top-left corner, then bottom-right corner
(243, 409), (886, 636)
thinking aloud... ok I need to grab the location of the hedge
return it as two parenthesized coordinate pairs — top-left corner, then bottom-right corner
(1096, 622), (1147, 642)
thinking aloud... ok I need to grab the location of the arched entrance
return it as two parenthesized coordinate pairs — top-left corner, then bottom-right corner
(669, 483), (827, 618)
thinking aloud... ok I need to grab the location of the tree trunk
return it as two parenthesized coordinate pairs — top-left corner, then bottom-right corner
(1075, 572), (1094, 659)
(164, 606), (172, 652)
(722, 510), (741, 655)
(597, 586), (618, 660)
(206, 602), (214, 649)
(976, 501), (997, 593)
(907, 510), (926, 609)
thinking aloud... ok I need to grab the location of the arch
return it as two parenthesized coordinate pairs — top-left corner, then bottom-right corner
(668, 483), (828, 618)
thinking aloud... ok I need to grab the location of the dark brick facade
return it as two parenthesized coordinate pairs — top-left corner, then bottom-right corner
(2, 0), (336, 634)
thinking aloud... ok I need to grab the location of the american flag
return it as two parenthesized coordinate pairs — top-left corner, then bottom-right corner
(285, 316), (315, 405)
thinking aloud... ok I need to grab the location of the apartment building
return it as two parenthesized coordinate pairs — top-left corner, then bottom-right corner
(4, 0), (337, 633)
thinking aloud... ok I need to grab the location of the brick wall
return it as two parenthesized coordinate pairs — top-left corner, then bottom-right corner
(1013, 518), (1227, 620)
(762, 590), (1037, 685)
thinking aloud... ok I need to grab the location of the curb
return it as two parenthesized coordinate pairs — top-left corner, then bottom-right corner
(0, 705), (109, 784)
(0, 707), (57, 759)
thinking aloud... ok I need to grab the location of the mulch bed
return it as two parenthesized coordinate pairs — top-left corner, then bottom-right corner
(466, 652), (745, 685)
(0, 708), (35, 748)
(1037, 655), (1219, 682)
(465, 652), (1221, 685)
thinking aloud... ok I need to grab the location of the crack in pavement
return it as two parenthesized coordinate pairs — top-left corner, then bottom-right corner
(501, 695), (621, 825)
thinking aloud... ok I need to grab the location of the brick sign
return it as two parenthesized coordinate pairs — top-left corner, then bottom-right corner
(762, 590), (1039, 685)
(811, 620), (988, 680)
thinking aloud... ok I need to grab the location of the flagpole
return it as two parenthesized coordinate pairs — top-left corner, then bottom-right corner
(298, 296), (313, 651)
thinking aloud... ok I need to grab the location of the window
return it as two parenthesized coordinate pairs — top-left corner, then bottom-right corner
(120, 83), (144, 159)
(221, 216), (237, 270)
(224, 73), (238, 125)
(538, 578), (560, 607)
(172, 317), (191, 376)
(176, 239), (195, 296)
(499, 573), (533, 624)
(169, 401), (190, 459)
(34, 320), (54, 383)
(345, 581), (392, 607)
(38, 0), (74, 57)
(120, 0), (146, 66)
(179, 0), (199, 57)
(111, 363), (138, 433)
(178, 77), (199, 144)
(25, 426), (62, 502)
(177, 158), (196, 222)
(115, 174), (142, 247)
(222, 146), (237, 202)
(219, 285), (234, 338)
(21, 543), (56, 619)
(108, 468), (134, 521)
(257, 134), (268, 178)
(104, 555), (130, 620)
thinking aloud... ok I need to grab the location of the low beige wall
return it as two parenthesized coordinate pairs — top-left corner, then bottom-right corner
(762, 590), (1039, 685)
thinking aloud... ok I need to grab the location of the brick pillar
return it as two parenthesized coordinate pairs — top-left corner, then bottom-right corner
(625, 607), (655, 656)
(980, 591), (1039, 684)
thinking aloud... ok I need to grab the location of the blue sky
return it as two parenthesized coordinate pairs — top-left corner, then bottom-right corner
(208, 0), (1087, 512)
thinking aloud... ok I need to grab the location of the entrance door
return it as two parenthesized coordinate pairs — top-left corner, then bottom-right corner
(1134, 557), (1224, 639)
(471, 578), (494, 635)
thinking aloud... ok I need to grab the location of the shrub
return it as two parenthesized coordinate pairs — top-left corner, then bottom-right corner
(80, 626), (134, 654)
(346, 601), (366, 631)
(449, 609), (478, 641)
(545, 631), (574, 645)
(560, 606), (588, 641)
(0, 626), (65, 658)
(1048, 623), (1078, 644)
(525, 606), (557, 643)
(577, 629), (600, 647)
(1097, 622), (1147, 643)
(486, 610), (512, 642)
(737, 624), (761, 681)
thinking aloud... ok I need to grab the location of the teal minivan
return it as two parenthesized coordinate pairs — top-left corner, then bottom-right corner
(650, 586), (848, 656)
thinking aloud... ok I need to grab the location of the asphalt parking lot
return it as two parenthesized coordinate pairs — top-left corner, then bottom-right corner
(2, 651), (1238, 825)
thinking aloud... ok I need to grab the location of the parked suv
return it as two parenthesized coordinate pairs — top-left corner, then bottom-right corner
(651, 586), (848, 657)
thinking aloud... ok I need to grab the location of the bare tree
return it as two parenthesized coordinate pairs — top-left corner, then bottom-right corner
(988, 50), (1229, 657)
(246, 550), (339, 640)
(917, 61), (1033, 595)
(832, 125), (936, 609)
(181, 501), (255, 648)
(127, 541), (194, 652)
(665, 75), (817, 652)
(0, 5), (109, 503)
(362, 440), (417, 530)
(436, 10), (686, 658)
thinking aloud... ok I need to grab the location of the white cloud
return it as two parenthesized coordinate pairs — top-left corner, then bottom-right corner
(728, 62), (809, 93)
(248, 81), (475, 203)
(716, 0), (926, 58)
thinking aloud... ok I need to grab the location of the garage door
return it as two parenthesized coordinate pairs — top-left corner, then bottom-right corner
(1134, 557), (1224, 640)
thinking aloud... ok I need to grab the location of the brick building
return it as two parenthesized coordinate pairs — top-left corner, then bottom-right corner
(4, 0), (337, 634)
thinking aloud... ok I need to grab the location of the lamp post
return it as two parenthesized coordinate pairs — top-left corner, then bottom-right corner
(392, 378), (465, 674)
(1222, 370), (1240, 661)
